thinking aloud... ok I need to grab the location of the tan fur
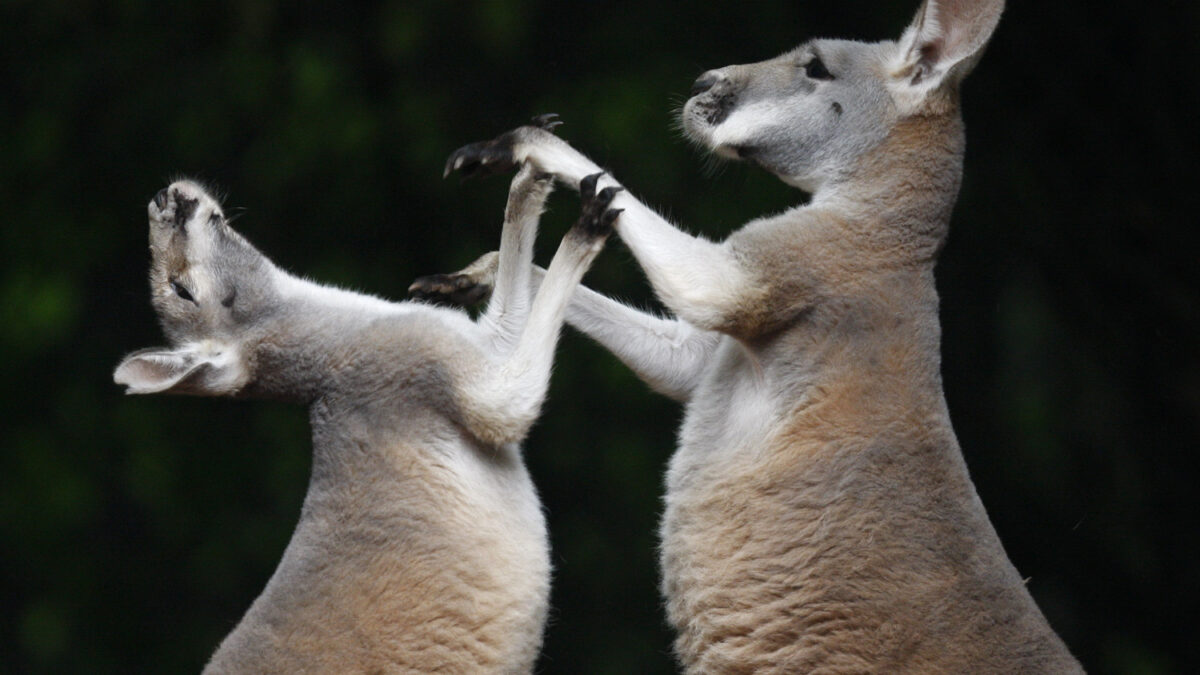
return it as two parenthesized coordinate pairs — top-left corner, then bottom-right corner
(117, 172), (614, 673)
(439, 109), (1081, 669)
(203, 325), (551, 674)
(433, 2), (1080, 669)
(658, 19), (1081, 674)
(651, 102), (1079, 671)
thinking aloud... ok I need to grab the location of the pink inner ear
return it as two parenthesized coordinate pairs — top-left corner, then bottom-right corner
(124, 359), (162, 381)
(115, 351), (192, 388)
(920, 39), (944, 64)
(936, 0), (974, 26)
(904, 0), (1003, 87)
(907, 37), (943, 85)
(929, 0), (1002, 57)
(123, 357), (165, 381)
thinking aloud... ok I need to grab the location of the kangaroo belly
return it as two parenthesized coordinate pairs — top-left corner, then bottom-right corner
(204, 444), (550, 674)
(662, 357), (1078, 673)
(662, 433), (1077, 673)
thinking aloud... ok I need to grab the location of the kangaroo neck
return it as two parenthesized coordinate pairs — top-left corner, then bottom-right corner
(240, 272), (418, 403)
(813, 110), (966, 263)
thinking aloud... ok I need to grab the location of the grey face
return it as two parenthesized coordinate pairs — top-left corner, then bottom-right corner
(146, 180), (273, 347)
(681, 39), (898, 191)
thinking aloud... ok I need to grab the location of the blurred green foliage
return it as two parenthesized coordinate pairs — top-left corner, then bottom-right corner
(1, 0), (1197, 673)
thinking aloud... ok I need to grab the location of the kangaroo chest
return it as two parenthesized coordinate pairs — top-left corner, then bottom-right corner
(669, 338), (788, 494)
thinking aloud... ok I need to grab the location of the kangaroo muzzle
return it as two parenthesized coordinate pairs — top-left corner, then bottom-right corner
(171, 190), (199, 229)
(687, 70), (738, 127)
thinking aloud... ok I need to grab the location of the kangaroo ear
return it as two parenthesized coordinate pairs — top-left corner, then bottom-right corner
(114, 345), (246, 396)
(894, 0), (1004, 97)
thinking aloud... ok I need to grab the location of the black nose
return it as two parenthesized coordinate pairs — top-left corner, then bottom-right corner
(153, 188), (169, 209)
(690, 72), (719, 97)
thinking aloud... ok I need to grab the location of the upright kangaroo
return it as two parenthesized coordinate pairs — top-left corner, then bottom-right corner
(429, 0), (1082, 671)
(114, 167), (620, 673)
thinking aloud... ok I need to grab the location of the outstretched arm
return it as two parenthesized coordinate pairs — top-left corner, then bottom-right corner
(412, 253), (720, 403)
(454, 174), (621, 446)
(481, 164), (554, 352)
(445, 121), (759, 337)
(560, 275), (721, 402)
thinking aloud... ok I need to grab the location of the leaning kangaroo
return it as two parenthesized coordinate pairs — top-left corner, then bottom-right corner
(430, 0), (1081, 671)
(114, 169), (620, 673)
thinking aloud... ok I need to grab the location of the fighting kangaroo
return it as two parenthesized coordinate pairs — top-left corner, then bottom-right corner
(114, 167), (620, 673)
(424, 0), (1081, 671)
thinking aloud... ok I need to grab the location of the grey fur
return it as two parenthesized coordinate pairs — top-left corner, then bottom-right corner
(114, 170), (611, 673)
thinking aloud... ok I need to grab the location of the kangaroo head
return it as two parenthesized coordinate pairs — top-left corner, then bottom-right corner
(681, 0), (1003, 193)
(115, 180), (277, 396)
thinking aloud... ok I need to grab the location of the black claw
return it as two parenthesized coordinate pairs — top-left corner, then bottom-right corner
(573, 178), (623, 239)
(444, 116), (563, 180)
(596, 186), (623, 204)
(601, 208), (624, 229)
(530, 113), (562, 132)
(579, 172), (605, 202)
(408, 273), (493, 307)
(443, 137), (519, 180)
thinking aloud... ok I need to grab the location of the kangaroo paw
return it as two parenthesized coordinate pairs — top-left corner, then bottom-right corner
(572, 172), (623, 240)
(408, 272), (492, 307)
(443, 114), (562, 179)
(408, 251), (499, 306)
(529, 113), (563, 132)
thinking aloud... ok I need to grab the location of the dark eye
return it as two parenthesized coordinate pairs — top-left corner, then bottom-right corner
(804, 57), (834, 81)
(170, 279), (196, 304)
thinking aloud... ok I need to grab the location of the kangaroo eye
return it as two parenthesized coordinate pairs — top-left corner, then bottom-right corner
(804, 57), (834, 81)
(170, 279), (197, 304)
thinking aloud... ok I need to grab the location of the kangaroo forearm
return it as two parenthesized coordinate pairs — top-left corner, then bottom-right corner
(457, 175), (618, 446)
(611, 199), (755, 334)
(485, 166), (553, 348)
(525, 266), (717, 402)
(509, 128), (758, 335)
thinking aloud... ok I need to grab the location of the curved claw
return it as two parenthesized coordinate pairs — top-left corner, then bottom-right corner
(595, 186), (623, 206)
(443, 138), (518, 179)
(579, 172), (606, 202)
(443, 145), (472, 179)
(574, 180), (624, 239)
(530, 113), (563, 132)
(444, 116), (564, 180)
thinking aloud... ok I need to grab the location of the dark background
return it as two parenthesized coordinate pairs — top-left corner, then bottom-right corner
(2, 1), (1196, 673)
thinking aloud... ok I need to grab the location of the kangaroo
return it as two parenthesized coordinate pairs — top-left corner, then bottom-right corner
(424, 0), (1082, 671)
(113, 164), (621, 673)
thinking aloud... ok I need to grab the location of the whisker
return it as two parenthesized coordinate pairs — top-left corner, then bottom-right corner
(226, 207), (249, 224)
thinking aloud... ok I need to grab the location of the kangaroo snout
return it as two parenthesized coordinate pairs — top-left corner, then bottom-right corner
(150, 181), (218, 230)
(690, 71), (721, 97)
(685, 70), (738, 129)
